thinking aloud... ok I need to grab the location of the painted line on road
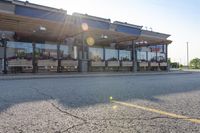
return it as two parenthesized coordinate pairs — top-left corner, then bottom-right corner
(112, 100), (200, 124)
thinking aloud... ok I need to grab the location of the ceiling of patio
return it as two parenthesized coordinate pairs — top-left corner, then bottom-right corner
(0, 12), (172, 47)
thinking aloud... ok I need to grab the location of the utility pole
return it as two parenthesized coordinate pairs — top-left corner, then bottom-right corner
(187, 42), (189, 69)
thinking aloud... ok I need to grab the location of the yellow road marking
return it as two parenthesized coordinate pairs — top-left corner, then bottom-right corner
(112, 100), (200, 124)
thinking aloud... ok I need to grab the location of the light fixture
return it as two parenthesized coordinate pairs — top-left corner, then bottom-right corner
(101, 34), (108, 39)
(39, 26), (47, 31)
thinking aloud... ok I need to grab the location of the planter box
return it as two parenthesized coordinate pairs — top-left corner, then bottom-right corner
(150, 62), (159, 67)
(91, 61), (105, 67)
(107, 61), (120, 67)
(160, 62), (167, 67)
(139, 62), (148, 67)
(38, 60), (58, 67)
(61, 60), (78, 66)
(8, 59), (32, 67)
(121, 61), (133, 67)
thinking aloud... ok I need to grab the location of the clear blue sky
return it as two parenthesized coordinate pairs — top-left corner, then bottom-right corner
(23, 0), (200, 64)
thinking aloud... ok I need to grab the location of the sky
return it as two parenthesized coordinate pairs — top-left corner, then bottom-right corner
(22, 0), (200, 65)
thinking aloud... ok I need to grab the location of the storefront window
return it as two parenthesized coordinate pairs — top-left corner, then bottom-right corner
(6, 41), (33, 60)
(119, 50), (131, 61)
(157, 53), (166, 62)
(89, 47), (103, 61)
(137, 51), (147, 61)
(105, 48), (118, 61)
(148, 52), (156, 61)
(36, 43), (57, 60)
(60, 45), (70, 59)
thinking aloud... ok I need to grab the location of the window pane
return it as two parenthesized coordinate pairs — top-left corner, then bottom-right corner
(157, 53), (166, 62)
(89, 47), (103, 61)
(119, 50), (131, 61)
(148, 52), (156, 61)
(105, 48), (118, 61)
(36, 43), (57, 59)
(7, 41), (33, 59)
(137, 51), (147, 61)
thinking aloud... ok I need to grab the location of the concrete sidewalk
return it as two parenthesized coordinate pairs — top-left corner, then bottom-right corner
(0, 71), (192, 80)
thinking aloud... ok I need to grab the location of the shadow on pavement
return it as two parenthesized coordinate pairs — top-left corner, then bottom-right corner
(0, 73), (200, 112)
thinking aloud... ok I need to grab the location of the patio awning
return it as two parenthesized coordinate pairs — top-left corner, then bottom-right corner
(0, 12), (172, 46)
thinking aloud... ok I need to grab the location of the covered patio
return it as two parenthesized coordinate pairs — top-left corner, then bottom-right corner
(0, 11), (171, 74)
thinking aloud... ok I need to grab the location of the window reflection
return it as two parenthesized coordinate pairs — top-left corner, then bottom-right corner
(119, 50), (131, 61)
(36, 43), (57, 60)
(6, 41), (33, 60)
(89, 47), (103, 61)
(157, 53), (166, 62)
(148, 52), (156, 61)
(137, 51), (147, 61)
(105, 48), (118, 61)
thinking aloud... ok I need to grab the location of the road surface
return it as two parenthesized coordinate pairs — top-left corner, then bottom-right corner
(0, 73), (200, 132)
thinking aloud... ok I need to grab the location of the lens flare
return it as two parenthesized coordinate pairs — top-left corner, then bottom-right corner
(112, 105), (118, 110)
(86, 37), (95, 46)
(81, 23), (88, 31)
(109, 96), (113, 100)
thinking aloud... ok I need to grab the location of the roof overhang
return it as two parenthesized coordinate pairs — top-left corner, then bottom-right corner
(0, 12), (80, 42)
(0, 12), (172, 47)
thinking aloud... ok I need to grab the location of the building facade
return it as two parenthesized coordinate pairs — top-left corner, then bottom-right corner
(0, 0), (172, 74)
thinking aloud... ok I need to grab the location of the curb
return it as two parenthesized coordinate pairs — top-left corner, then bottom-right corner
(0, 71), (192, 80)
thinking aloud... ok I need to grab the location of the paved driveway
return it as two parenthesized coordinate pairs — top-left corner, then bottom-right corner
(0, 73), (200, 132)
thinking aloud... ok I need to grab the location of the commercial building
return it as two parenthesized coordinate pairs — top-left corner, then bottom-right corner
(0, 0), (172, 74)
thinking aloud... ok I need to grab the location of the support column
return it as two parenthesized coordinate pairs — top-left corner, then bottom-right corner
(146, 50), (148, 71)
(132, 40), (137, 72)
(117, 45), (120, 60)
(2, 39), (7, 74)
(166, 44), (169, 71)
(103, 46), (106, 61)
(79, 32), (88, 72)
(156, 45), (159, 71)
(32, 42), (36, 73)
(156, 45), (158, 61)
(57, 43), (61, 73)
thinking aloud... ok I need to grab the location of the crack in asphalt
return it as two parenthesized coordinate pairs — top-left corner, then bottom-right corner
(32, 87), (89, 132)
(61, 122), (89, 133)
(88, 116), (184, 122)
(30, 87), (200, 132)
(31, 87), (141, 132)
(32, 87), (87, 122)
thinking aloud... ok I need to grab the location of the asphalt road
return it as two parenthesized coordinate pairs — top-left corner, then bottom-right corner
(0, 73), (200, 133)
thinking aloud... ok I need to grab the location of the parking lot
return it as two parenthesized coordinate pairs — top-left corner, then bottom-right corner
(0, 73), (200, 132)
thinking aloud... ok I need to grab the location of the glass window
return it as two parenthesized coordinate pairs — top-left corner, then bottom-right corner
(119, 50), (131, 61)
(7, 41), (33, 60)
(105, 48), (118, 61)
(148, 52), (156, 61)
(157, 53), (166, 62)
(89, 47), (103, 61)
(36, 43), (57, 60)
(60, 45), (77, 60)
(137, 51), (147, 61)
(60, 45), (69, 59)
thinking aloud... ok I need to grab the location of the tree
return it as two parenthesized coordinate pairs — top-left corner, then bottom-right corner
(171, 62), (179, 68)
(190, 58), (200, 69)
(167, 58), (171, 64)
